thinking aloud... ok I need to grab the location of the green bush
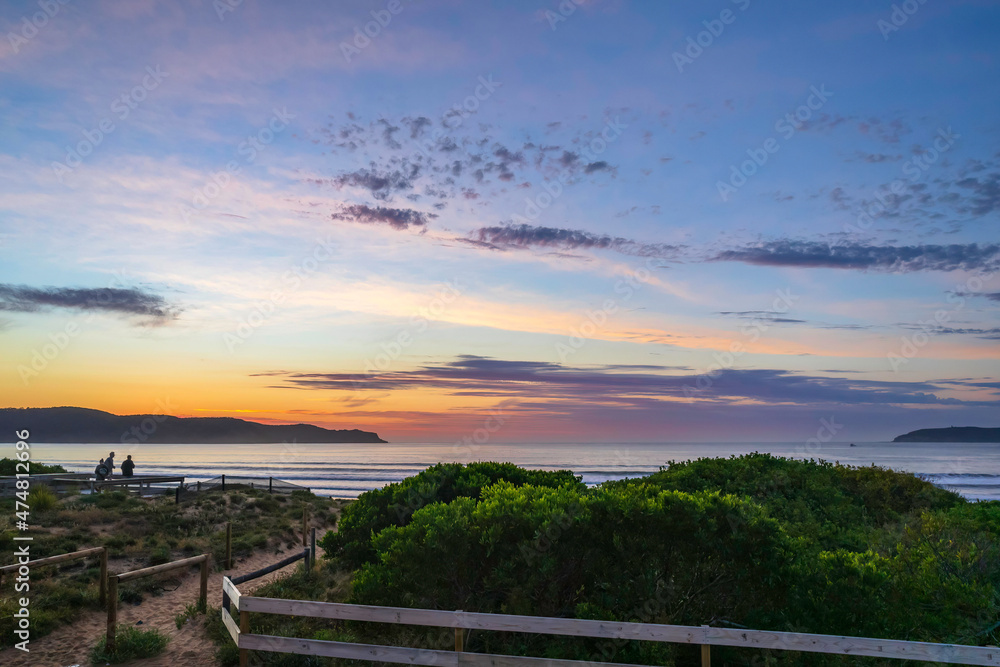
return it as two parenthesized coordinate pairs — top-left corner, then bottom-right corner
(351, 481), (794, 664)
(0, 457), (66, 475)
(608, 453), (961, 552)
(147, 546), (171, 566)
(326, 458), (999, 665)
(90, 624), (169, 664)
(323, 461), (584, 568)
(27, 484), (59, 511)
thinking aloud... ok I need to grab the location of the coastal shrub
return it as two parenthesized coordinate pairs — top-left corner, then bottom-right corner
(608, 453), (962, 552)
(90, 624), (169, 664)
(336, 460), (1000, 665)
(0, 457), (66, 475)
(352, 481), (794, 664)
(147, 545), (171, 565)
(323, 462), (585, 568)
(27, 484), (59, 511)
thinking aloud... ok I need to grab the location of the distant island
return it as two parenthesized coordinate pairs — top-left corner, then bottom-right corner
(893, 426), (1000, 443)
(0, 407), (387, 444)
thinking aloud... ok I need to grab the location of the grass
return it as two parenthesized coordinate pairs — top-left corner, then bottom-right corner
(27, 484), (59, 511)
(175, 601), (204, 629)
(90, 624), (169, 664)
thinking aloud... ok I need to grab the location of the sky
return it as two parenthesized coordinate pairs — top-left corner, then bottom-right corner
(0, 0), (998, 443)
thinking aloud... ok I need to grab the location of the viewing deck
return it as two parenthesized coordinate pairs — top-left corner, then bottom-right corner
(0, 473), (185, 496)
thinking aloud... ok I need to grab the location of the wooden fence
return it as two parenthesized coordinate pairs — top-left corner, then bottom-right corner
(220, 579), (1000, 667)
(0, 546), (108, 604)
(222, 547), (311, 614)
(106, 553), (210, 652)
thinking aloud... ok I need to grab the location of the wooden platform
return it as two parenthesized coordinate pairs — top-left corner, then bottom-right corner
(53, 474), (186, 493)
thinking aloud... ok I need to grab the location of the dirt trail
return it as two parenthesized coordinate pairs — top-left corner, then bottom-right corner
(0, 544), (325, 667)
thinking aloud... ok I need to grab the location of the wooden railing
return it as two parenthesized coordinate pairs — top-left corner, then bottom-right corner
(107, 553), (210, 652)
(220, 578), (1000, 667)
(0, 546), (108, 604)
(222, 547), (310, 614)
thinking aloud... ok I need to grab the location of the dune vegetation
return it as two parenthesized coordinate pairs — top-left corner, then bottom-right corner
(0, 484), (338, 649)
(244, 456), (1000, 667)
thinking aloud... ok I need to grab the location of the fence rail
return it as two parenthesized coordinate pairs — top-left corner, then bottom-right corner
(223, 548), (310, 613)
(221, 581), (1000, 667)
(107, 553), (210, 652)
(0, 546), (108, 604)
(177, 475), (308, 500)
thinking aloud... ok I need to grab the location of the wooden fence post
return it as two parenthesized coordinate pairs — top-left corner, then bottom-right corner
(310, 527), (316, 571)
(106, 574), (119, 653)
(99, 548), (108, 606)
(701, 644), (711, 666)
(199, 556), (209, 612)
(269, 476), (273, 494)
(225, 522), (233, 570)
(302, 506), (308, 546)
(455, 610), (464, 652)
(221, 474), (226, 492)
(239, 609), (250, 667)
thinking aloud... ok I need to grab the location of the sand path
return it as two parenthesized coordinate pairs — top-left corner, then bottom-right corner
(0, 543), (325, 667)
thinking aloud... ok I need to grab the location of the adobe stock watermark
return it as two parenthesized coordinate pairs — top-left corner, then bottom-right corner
(684, 287), (798, 399)
(6, 0), (71, 55)
(672, 0), (751, 73)
(180, 107), (295, 222)
(119, 397), (178, 446)
(556, 259), (657, 362)
(452, 406), (508, 458)
(224, 235), (337, 353)
(51, 66), (169, 181)
(717, 84), (832, 202)
(213, 0), (244, 21)
(887, 268), (996, 372)
(509, 116), (627, 225)
(340, 0), (415, 63)
(411, 74), (502, 160)
(877, 0), (928, 40)
(844, 127), (958, 235)
(352, 278), (465, 382)
(543, 0), (587, 31)
(802, 415), (844, 456)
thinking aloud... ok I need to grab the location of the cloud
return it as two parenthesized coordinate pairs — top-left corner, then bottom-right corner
(468, 223), (683, 259)
(901, 324), (1000, 340)
(952, 291), (1000, 303)
(257, 356), (991, 408)
(0, 285), (178, 323)
(312, 165), (419, 201)
(584, 160), (614, 174)
(854, 151), (901, 163)
(310, 113), (622, 205)
(331, 204), (437, 231)
(718, 311), (807, 324)
(713, 241), (1000, 272)
(954, 172), (1000, 217)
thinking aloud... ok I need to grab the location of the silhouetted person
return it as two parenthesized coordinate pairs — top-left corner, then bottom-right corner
(105, 451), (115, 477)
(95, 458), (109, 481)
(121, 455), (135, 478)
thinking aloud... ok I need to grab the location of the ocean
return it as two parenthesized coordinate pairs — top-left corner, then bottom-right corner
(26, 441), (1000, 502)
